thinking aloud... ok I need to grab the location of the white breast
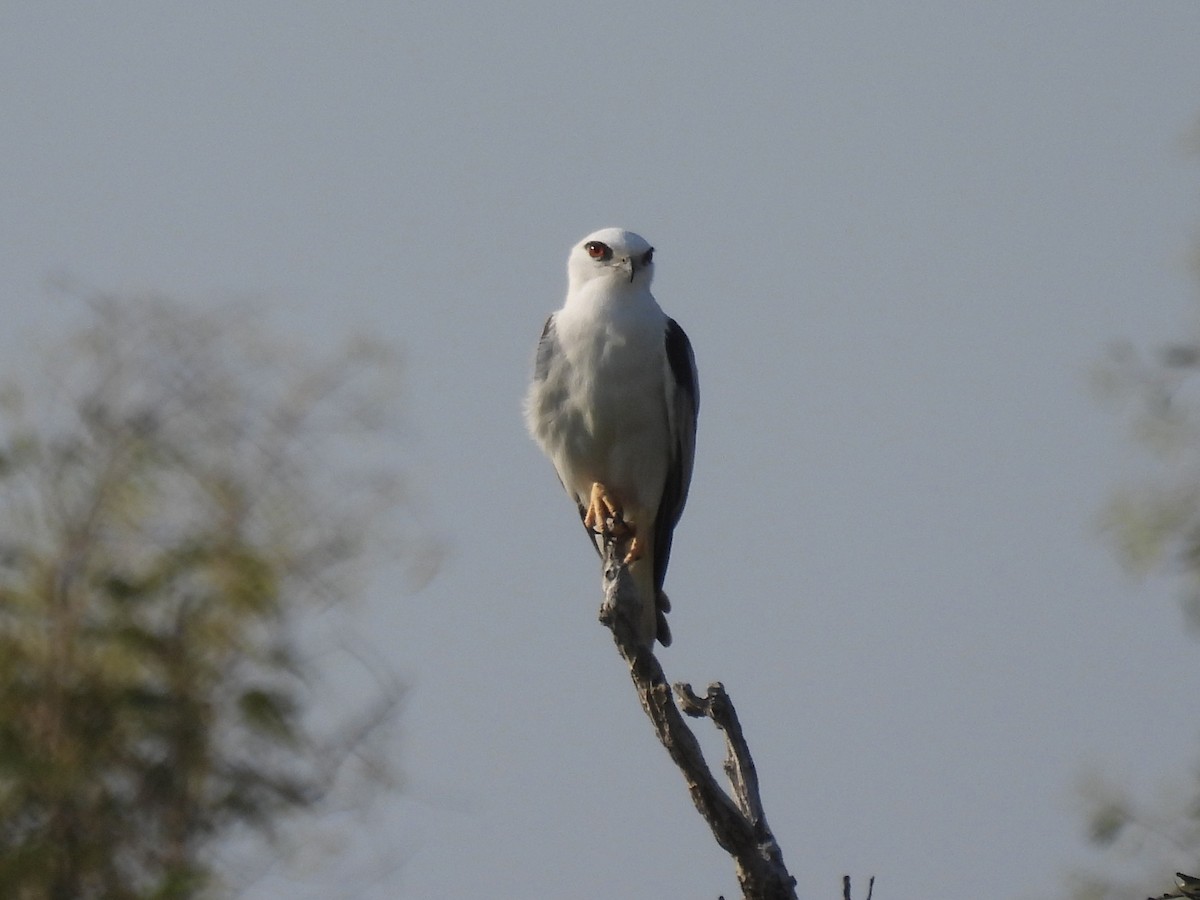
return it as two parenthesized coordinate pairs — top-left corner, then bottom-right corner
(529, 283), (670, 516)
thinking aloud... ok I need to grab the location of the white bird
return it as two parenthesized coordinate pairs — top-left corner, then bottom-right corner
(525, 228), (699, 647)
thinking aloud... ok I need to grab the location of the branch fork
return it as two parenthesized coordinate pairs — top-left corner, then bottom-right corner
(598, 541), (797, 900)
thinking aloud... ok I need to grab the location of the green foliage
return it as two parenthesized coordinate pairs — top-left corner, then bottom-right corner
(1080, 341), (1200, 895)
(1087, 797), (1131, 846)
(0, 295), (412, 899)
(1077, 129), (1200, 896)
(1098, 339), (1200, 630)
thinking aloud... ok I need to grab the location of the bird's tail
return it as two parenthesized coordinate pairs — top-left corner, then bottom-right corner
(629, 554), (671, 648)
(655, 590), (672, 647)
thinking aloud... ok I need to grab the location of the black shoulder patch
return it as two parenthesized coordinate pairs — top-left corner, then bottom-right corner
(665, 318), (698, 412)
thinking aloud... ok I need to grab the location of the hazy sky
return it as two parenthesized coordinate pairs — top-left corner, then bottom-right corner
(3, 4), (1200, 899)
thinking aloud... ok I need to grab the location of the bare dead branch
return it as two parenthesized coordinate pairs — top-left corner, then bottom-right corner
(597, 540), (798, 900)
(842, 875), (874, 900)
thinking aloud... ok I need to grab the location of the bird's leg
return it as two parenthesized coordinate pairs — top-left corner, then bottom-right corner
(583, 482), (631, 538)
(623, 535), (645, 565)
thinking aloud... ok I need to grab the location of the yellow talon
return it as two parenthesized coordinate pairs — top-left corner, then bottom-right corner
(623, 535), (645, 564)
(584, 482), (626, 535)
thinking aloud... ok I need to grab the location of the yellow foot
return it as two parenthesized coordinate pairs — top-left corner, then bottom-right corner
(623, 535), (645, 565)
(583, 481), (631, 538)
(582, 482), (618, 532)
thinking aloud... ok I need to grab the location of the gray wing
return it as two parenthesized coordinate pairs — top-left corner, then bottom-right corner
(653, 317), (699, 600)
(533, 314), (603, 551)
(533, 314), (558, 384)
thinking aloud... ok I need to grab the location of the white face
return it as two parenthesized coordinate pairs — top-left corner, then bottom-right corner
(567, 227), (655, 290)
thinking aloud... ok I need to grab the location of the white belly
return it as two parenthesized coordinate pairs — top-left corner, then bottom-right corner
(527, 308), (669, 520)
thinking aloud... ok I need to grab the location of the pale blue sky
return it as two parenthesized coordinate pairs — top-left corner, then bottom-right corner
(3, 4), (1200, 898)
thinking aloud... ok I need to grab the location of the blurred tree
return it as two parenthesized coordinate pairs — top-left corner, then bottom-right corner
(0, 294), (421, 899)
(1074, 172), (1200, 897)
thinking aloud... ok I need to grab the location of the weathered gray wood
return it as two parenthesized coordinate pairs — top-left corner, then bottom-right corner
(598, 541), (799, 900)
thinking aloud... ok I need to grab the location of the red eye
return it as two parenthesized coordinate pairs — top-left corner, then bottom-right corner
(585, 241), (612, 261)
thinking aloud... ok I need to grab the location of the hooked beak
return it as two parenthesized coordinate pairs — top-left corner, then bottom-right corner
(616, 256), (636, 283)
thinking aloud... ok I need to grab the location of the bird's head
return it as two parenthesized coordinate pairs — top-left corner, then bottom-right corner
(567, 228), (655, 291)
